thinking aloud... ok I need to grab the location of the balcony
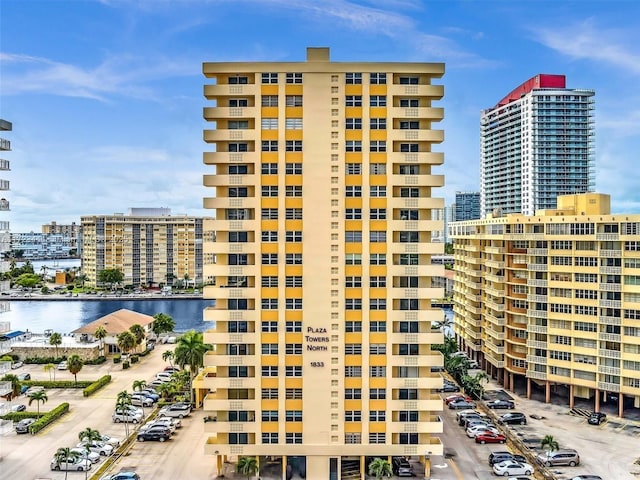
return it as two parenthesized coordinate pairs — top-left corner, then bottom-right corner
(598, 381), (621, 392)
(205, 263), (259, 278)
(527, 264), (548, 272)
(392, 197), (444, 209)
(599, 266), (622, 275)
(484, 299), (505, 312)
(202, 376), (259, 390)
(597, 365), (621, 376)
(596, 233), (619, 241)
(600, 249), (622, 258)
(527, 279), (548, 288)
(485, 313), (505, 326)
(204, 84), (258, 98)
(204, 331), (258, 345)
(598, 332), (621, 342)
(388, 106), (444, 120)
(205, 354), (259, 367)
(484, 260), (505, 269)
(526, 339), (548, 349)
(204, 420), (257, 434)
(203, 196), (258, 210)
(396, 151), (444, 165)
(528, 324), (548, 334)
(484, 273), (505, 283)
(388, 377), (441, 390)
(526, 355), (547, 365)
(203, 397), (259, 412)
(599, 283), (621, 292)
(527, 294), (548, 303)
(599, 299), (621, 309)
(526, 370), (547, 380)
(204, 151), (258, 165)
(203, 173), (257, 187)
(203, 106), (258, 120)
(527, 310), (548, 319)
(388, 354), (443, 368)
(214, 286), (258, 299)
(486, 343), (505, 355)
(485, 329), (505, 341)
(598, 349), (621, 359)
(388, 421), (443, 434)
(388, 129), (444, 143)
(527, 248), (548, 256)
(599, 316), (621, 326)
(204, 129), (258, 143)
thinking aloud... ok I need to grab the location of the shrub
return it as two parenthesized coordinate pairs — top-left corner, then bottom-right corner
(29, 403), (69, 434)
(1, 411), (45, 421)
(21, 380), (93, 389)
(138, 348), (151, 357)
(130, 355), (139, 364)
(83, 375), (111, 397)
(122, 361), (130, 369)
(24, 356), (67, 364)
(113, 354), (121, 364)
(85, 356), (106, 365)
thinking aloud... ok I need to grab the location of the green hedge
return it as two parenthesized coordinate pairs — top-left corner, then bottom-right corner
(122, 361), (130, 370)
(0, 411), (45, 421)
(130, 355), (139, 364)
(21, 380), (93, 389)
(85, 356), (106, 365)
(29, 403), (69, 434)
(24, 356), (67, 364)
(113, 354), (121, 364)
(83, 375), (111, 397)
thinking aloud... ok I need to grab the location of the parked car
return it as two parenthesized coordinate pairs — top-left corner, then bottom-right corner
(467, 424), (499, 438)
(100, 472), (140, 480)
(493, 460), (534, 476)
(57, 361), (68, 370)
(588, 412), (607, 425)
(25, 386), (45, 396)
(17, 373), (30, 381)
(100, 434), (121, 448)
(467, 359), (480, 369)
(158, 404), (191, 418)
(569, 476), (602, 480)
(130, 393), (154, 407)
(14, 418), (36, 434)
(392, 457), (413, 477)
(488, 451), (515, 466)
(164, 366), (181, 373)
(498, 412), (527, 425)
(449, 399), (476, 409)
(140, 389), (160, 401)
(155, 372), (173, 382)
(76, 440), (114, 456)
(536, 449), (580, 467)
(137, 426), (171, 442)
(143, 416), (181, 431)
(11, 361), (24, 369)
(460, 415), (489, 428)
(445, 394), (472, 405)
(437, 381), (460, 393)
(10, 404), (26, 412)
(69, 447), (101, 464)
(486, 399), (515, 409)
(456, 409), (485, 423)
(506, 477), (533, 480)
(148, 379), (167, 388)
(475, 431), (507, 444)
(50, 456), (93, 472)
(112, 411), (143, 424)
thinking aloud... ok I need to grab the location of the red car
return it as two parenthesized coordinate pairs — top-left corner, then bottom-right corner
(445, 394), (472, 405)
(475, 431), (507, 444)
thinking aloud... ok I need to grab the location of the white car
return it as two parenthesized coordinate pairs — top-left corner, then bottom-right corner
(112, 411), (143, 424)
(158, 404), (191, 418)
(100, 434), (121, 448)
(76, 440), (114, 456)
(69, 447), (101, 464)
(155, 372), (173, 382)
(493, 460), (534, 476)
(50, 456), (92, 472)
(130, 394), (154, 407)
(57, 361), (68, 370)
(466, 424), (499, 438)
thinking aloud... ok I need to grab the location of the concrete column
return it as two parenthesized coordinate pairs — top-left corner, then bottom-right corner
(595, 389), (600, 412)
(509, 373), (514, 392)
(527, 378), (531, 399)
(361, 456), (366, 480)
(545, 380), (551, 403)
(503, 368), (508, 387)
(619, 393), (624, 418)
(282, 455), (288, 480)
(424, 455), (431, 479)
(216, 455), (222, 476)
(569, 384), (574, 409)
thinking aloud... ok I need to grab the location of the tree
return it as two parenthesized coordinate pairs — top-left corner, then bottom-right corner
(174, 330), (211, 405)
(15, 273), (41, 289)
(53, 447), (80, 479)
(98, 268), (124, 290)
(368, 458), (393, 479)
(117, 331), (136, 356)
(40, 264), (49, 280)
(1, 373), (21, 400)
(133, 379), (147, 393)
(67, 354), (84, 385)
(94, 326), (107, 355)
(152, 313), (175, 336)
(183, 273), (190, 288)
(445, 355), (469, 384)
(129, 324), (145, 352)
(78, 427), (102, 480)
(541, 434), (559, 460)
(162, 350), (175, 367)
(49, 332), (62, 359)
(44, 363), (56, 381)
(165, 272), (176, 286)
(76, 274), (87, 288)
(28, 389), (48, 416)
(236, 456), (258, 480)
(115, 390), (133, 436)
(434, 316), (454, 336)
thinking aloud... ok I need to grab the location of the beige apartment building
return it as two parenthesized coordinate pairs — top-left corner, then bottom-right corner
(451, 193), (640, 417)
(202, 47), (446, 479)
(81, 208), (204, 288)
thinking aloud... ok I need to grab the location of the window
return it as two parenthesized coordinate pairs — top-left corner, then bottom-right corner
(261, 140), (278, 152)
(370, 321), (386, 332)
(229, 142), (249, 152)
(346, 95), (363, 106)
(261, 388), (278, 399)
(369, 433), (386, 444)
(370, 118), (386, 129)
(228, 366), (248, 378)
(261, 298), (278, 310)
(345, 343), (363, 355)
(398, 388), (418, 400)
(285, 95), (303, 106)
(261, 343), (278, 354)
(286, 298), (302, 310)
(346, 141), (362, 152)
(261, 321), (278, 332)
(261, 72), (278, 84)
(399, 344), (419, 355)
(261, 95), (278, 106)
(370, 95), (387, 106)
(285, 208), (303, 219)
(286, 163), (303, 174)
(346, 118), (362, 129)
(370, 366), (386, 377)
(370, 231), (387, 242)
(229, 98), (248, 107)
(370, 209), (386, 220)
(400, 209), (419, 220)
(286, 253), (302, 264)
(261, 186), (278, 197)
(399, 321), (418, 333)
(370, 343), (387, 354)
(261, 118), (278, 130)
(346, 298), (362, 310)
(346, 186), (362, 197)
(346, 208), (362, 219)
(226, 209), (249, 220)
(400, 187), (419, 197)
(399, 411), (419, 422)
(346, 163), (362, 174)
(399, 231), (419, 243)
(346, 72), (362, 84)
(399, 76), (419, 84)
(345, 388), (362, 399)
(286, 410), (303, 421)
(370, 254), (386, 265)
(345, 322), (362, 333)
(261, 231), (278, 242)
(261, 208), (278, 220)
(261, 276), (278, 287)
(370, 299), (387, 310)
(228, 321), (248, 333)
(229, 187), (248, 197)
(399, 433), (418, 445)
(285, 118), (303, 130)
(261, 253), (278, 265)
(286, 321), (302, 332)
(370, 186), (386, 197)
(286, 72), (302, 83)
(228, 255), (248, 266)
(345, 411), (362, 422)
(345, 276), (362, 287)
(399, 98), (419, 107)
(261, 366), (278, 377)
(285, 231), (302, 242)
(346, 253), (362, 265)
(261, 163), (278, 174)
(229, 433), (249, 444)
(286, 366), (302, 377)
(286, 433), (302, 444)
(228, 231), (248, 243)
(228, 76), (248, 84)
(370, 276), (386, 287)
(286, 186), (302, 197)
(370, 388), (386, 399)
(368, 140), (386, 152)
(262, 433), (278, 444)
(370, 163), (386, 174)
(369, 411), (386, 421)
(370, 73), (386, 84)
(229, 165), (248, 175)
(286, 343), (302, 355)
(286, 276), (303, 287)
(286, 140), (302, 152)
(399, 164), (419, 175)
(286, 388), (303, 399)
(400, 143), (419, 152)
(400, 299), (419, 310)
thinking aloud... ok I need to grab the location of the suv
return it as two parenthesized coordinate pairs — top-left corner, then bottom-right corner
(392, 457), (413, 477)
(137, 426), (171, 442)
(588, 412), (606, 425)
(536, 449), (580, 467)
(498, 412), (527, 425)
(158, 403), (191, 418)
(112, 410), (143, 424)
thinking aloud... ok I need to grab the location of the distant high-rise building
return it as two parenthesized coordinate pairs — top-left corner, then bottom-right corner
(454, 191), (480, 221)
(480, 74), (595, 216)
(41, 221), (81, 252)
(431, 206), (452, 243)
(201, 47), (446, 478)
(0, 119), (12, 362)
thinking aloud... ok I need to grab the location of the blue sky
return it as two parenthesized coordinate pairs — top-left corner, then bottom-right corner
(2, 0), (640, 232)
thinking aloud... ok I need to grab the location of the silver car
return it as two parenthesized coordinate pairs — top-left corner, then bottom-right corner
(50, 456), (92, 472)
(70, 447), (101, 464)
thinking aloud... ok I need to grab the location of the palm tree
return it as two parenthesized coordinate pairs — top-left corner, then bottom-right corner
(28, 389), (48, 416)
(183, 273), (190, 289)
(94, 326), (107, 355)
(67, 354), (84, 385)
(434, 316), (454, 334)
(49, 332), (62, 359)
(1, 373), (21, 400)
(78, 427), (102, 479)
(53, 447), (80, 479)
(445, 355), (469, 384)
(541, 434), (559, 461)
(174, 330), (211, 405)
(162, 350), (175, 367)
(40, 264), (49, 280)
(368, 458), (393, 479)
(115, 390), (133, 436)
(129, 324), (145, 353)
(117, 331), (136, 357)
(44, 362), (56, 381)
(133, 379), (147, 393)
(236, 456), (258, 480)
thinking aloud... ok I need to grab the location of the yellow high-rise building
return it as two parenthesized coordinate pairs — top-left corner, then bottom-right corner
(451, 193), (640, 418)
(202, 47), (445, 479)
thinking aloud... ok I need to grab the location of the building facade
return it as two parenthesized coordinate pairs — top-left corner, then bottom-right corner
(451, 193), (640, 417)
(0, 120), (11, 362)
(202, 47), (445, 479)
(11, 232), (75, 259)
(42, 221), (81, 250)
(480, 74), (595, 217)
(81, 209), (204, 288)
(454, 191), (480, 221)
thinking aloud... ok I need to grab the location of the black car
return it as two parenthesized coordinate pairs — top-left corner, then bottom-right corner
(486, 399), (515, 409)
(437, 382), (460, 393)
(137, 426), (171, 442)
(588, 412), (607, 425)
(392, 457), (414, 477)
(497, 412), (527, 425)
(488, 451), (514, 466)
